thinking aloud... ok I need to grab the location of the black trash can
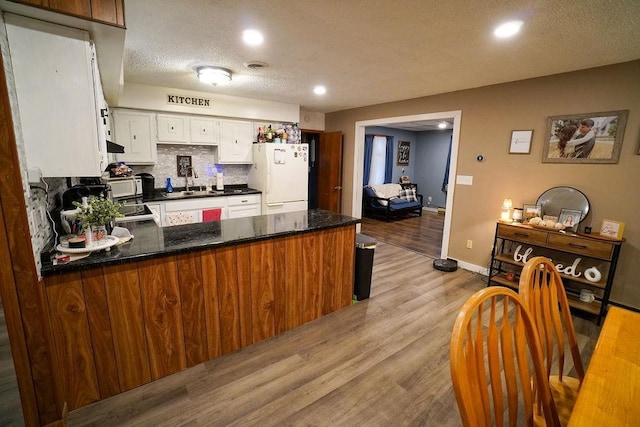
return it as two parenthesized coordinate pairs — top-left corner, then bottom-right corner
(354, 234), (376, 301)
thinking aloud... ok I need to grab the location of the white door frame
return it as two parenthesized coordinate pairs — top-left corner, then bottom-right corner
(352, 110), (462, 259)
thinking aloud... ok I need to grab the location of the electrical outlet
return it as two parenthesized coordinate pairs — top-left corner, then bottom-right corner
(466, 240), (473, 249)
(28, 168), (42, 183)
(427, 196), (432, 205)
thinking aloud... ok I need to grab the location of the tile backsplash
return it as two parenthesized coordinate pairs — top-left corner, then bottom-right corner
(133, 144), (251, 190)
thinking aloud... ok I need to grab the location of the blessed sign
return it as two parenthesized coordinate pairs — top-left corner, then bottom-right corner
(167, 94), (211, 107)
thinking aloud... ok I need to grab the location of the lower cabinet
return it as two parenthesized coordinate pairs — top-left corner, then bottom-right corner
(163, 197), (226, 226)
(489, 222), (623, 324)
(155, 194), (261, 226)
(43, 226), (355, 410)
(227, 194), (261, 219)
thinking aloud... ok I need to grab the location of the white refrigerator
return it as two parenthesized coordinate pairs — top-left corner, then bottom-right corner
(248, 143), (309, 214)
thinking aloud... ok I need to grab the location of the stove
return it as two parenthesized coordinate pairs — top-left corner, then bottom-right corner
(115, 203), (156, 223)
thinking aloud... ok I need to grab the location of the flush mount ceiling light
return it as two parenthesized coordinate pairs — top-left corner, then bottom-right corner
(438, 122), (447, 129)
(314, 85), (326, 95)
(243, 29), (264, 46)
(494, 20), (523, 38)
(197, 66), (232, 85)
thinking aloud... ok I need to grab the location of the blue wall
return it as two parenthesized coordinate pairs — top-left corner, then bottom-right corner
(364, 126), (451, 208)
(414, 130), (451, 208)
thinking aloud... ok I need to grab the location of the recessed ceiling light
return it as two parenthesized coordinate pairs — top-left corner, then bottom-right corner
(494, 20), (523, 38)
(243, 29), (264, 46)
(314, 85), (326, 95)
(197, 67), (232, 85)
(438, 122), (447, 129)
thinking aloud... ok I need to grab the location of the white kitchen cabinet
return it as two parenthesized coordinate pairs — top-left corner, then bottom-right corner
(219, 120), (254, 163)
(5, 14), (107, 177)
(112, 109), (157, 164)
(152, 193), (261, 226)
(227, 194), (261, 218)
(190, 117), (219, 144)
(157, 114), (190, 143)
(161, 197), (227, 226)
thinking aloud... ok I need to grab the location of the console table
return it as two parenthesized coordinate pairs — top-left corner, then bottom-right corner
(488, 222), (623, 324)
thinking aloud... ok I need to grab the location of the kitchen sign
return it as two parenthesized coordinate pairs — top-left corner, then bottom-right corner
(166, 94), (211, 108)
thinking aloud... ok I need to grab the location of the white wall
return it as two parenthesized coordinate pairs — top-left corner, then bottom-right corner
(117, 83), (300, 123)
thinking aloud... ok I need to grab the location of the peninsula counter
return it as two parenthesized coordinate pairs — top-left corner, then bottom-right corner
(41, 209), (358, 411)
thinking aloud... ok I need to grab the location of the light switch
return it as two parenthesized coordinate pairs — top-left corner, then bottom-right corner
(456, 175), (473, 185)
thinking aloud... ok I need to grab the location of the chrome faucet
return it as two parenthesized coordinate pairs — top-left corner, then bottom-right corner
(186, 166), (198, 191)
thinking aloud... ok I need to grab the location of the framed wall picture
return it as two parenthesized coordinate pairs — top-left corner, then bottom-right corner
(177, 155), (192, 177)
(509, 130), (533, 154)
(559, 208), (582, 232)
(600, 219), (625, 240)
(397, 140), (410, 165)
(542, 110), (629, 163)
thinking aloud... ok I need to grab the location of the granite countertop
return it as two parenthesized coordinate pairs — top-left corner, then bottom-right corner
(41, 209), (359, 276)
(143, 185), (261, 202)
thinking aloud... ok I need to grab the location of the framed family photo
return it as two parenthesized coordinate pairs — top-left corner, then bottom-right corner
(542, 110), (628, 164)
(559, 208), (582, 232)
(397, 140), (410, 165)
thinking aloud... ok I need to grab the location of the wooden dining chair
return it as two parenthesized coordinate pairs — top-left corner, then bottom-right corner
(519, 256), (585, 425)
(450, 287), (561, 427)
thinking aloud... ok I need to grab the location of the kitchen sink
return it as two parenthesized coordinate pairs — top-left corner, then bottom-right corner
(163, 190), (224, 199)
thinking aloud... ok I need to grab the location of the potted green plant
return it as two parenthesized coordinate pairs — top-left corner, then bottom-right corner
(73, 196), (124, 243)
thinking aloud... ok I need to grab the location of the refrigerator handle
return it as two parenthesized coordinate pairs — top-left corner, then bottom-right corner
(266, 150), (271, 193)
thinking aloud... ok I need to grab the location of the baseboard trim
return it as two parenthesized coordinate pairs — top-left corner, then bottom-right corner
(423, 207), (438, 213)
(455, 260), (489, 276)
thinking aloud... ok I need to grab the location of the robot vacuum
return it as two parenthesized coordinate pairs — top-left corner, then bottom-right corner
(433, 258), (458, 272)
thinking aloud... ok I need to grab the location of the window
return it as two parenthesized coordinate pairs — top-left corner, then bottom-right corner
(368, 136), (387, 185)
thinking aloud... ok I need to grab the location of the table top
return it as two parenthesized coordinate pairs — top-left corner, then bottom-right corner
(568, 306), (640, 426)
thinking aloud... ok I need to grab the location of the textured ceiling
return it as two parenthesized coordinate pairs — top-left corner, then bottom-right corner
(124, 0), (640, 114)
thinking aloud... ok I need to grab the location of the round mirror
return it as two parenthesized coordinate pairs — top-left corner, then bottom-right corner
(536, 186), (590, 223)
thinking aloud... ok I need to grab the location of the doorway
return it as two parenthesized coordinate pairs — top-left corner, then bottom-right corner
(352, 111), (462, 260)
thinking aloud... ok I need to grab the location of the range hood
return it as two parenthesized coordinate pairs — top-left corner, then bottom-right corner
(106, 140), (125, 153)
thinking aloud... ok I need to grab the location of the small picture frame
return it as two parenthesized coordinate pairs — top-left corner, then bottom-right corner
(177, 155), (192, 177)
(559, 208), (582, 232)
(600, 219), (625, 240)
(522, 204), (542, 221)
(509, 130), (533, 154)
(400, 175), (411, 184)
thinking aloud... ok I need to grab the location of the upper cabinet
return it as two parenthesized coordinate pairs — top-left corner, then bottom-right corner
(5, 14), (107, 177)
(219, 120), (253, 163)
(156, 114), (219, 145)
(7, 0), (126, 27)
(112, 109), (157, 164)
(157, 114), (189, 143)
(190, 117), (219, 144)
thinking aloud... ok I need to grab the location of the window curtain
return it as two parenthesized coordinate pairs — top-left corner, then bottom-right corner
(442, 134), (452, 193)
(363, 134), (374, 186)
(385, 136), (394, 183)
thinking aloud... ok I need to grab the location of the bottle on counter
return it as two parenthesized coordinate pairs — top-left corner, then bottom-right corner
(257, 127), (264, 143)
(166, 177), (174, 193)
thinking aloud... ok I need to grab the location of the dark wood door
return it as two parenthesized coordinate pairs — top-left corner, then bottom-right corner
(317, 131), (343, 212)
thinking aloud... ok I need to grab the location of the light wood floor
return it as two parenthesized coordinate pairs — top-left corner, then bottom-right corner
(360, 211), (444, 258)
(67, 239), (601, 426)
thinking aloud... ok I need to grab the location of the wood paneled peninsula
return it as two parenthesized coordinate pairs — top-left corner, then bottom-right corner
(41, 209), (358, 411)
